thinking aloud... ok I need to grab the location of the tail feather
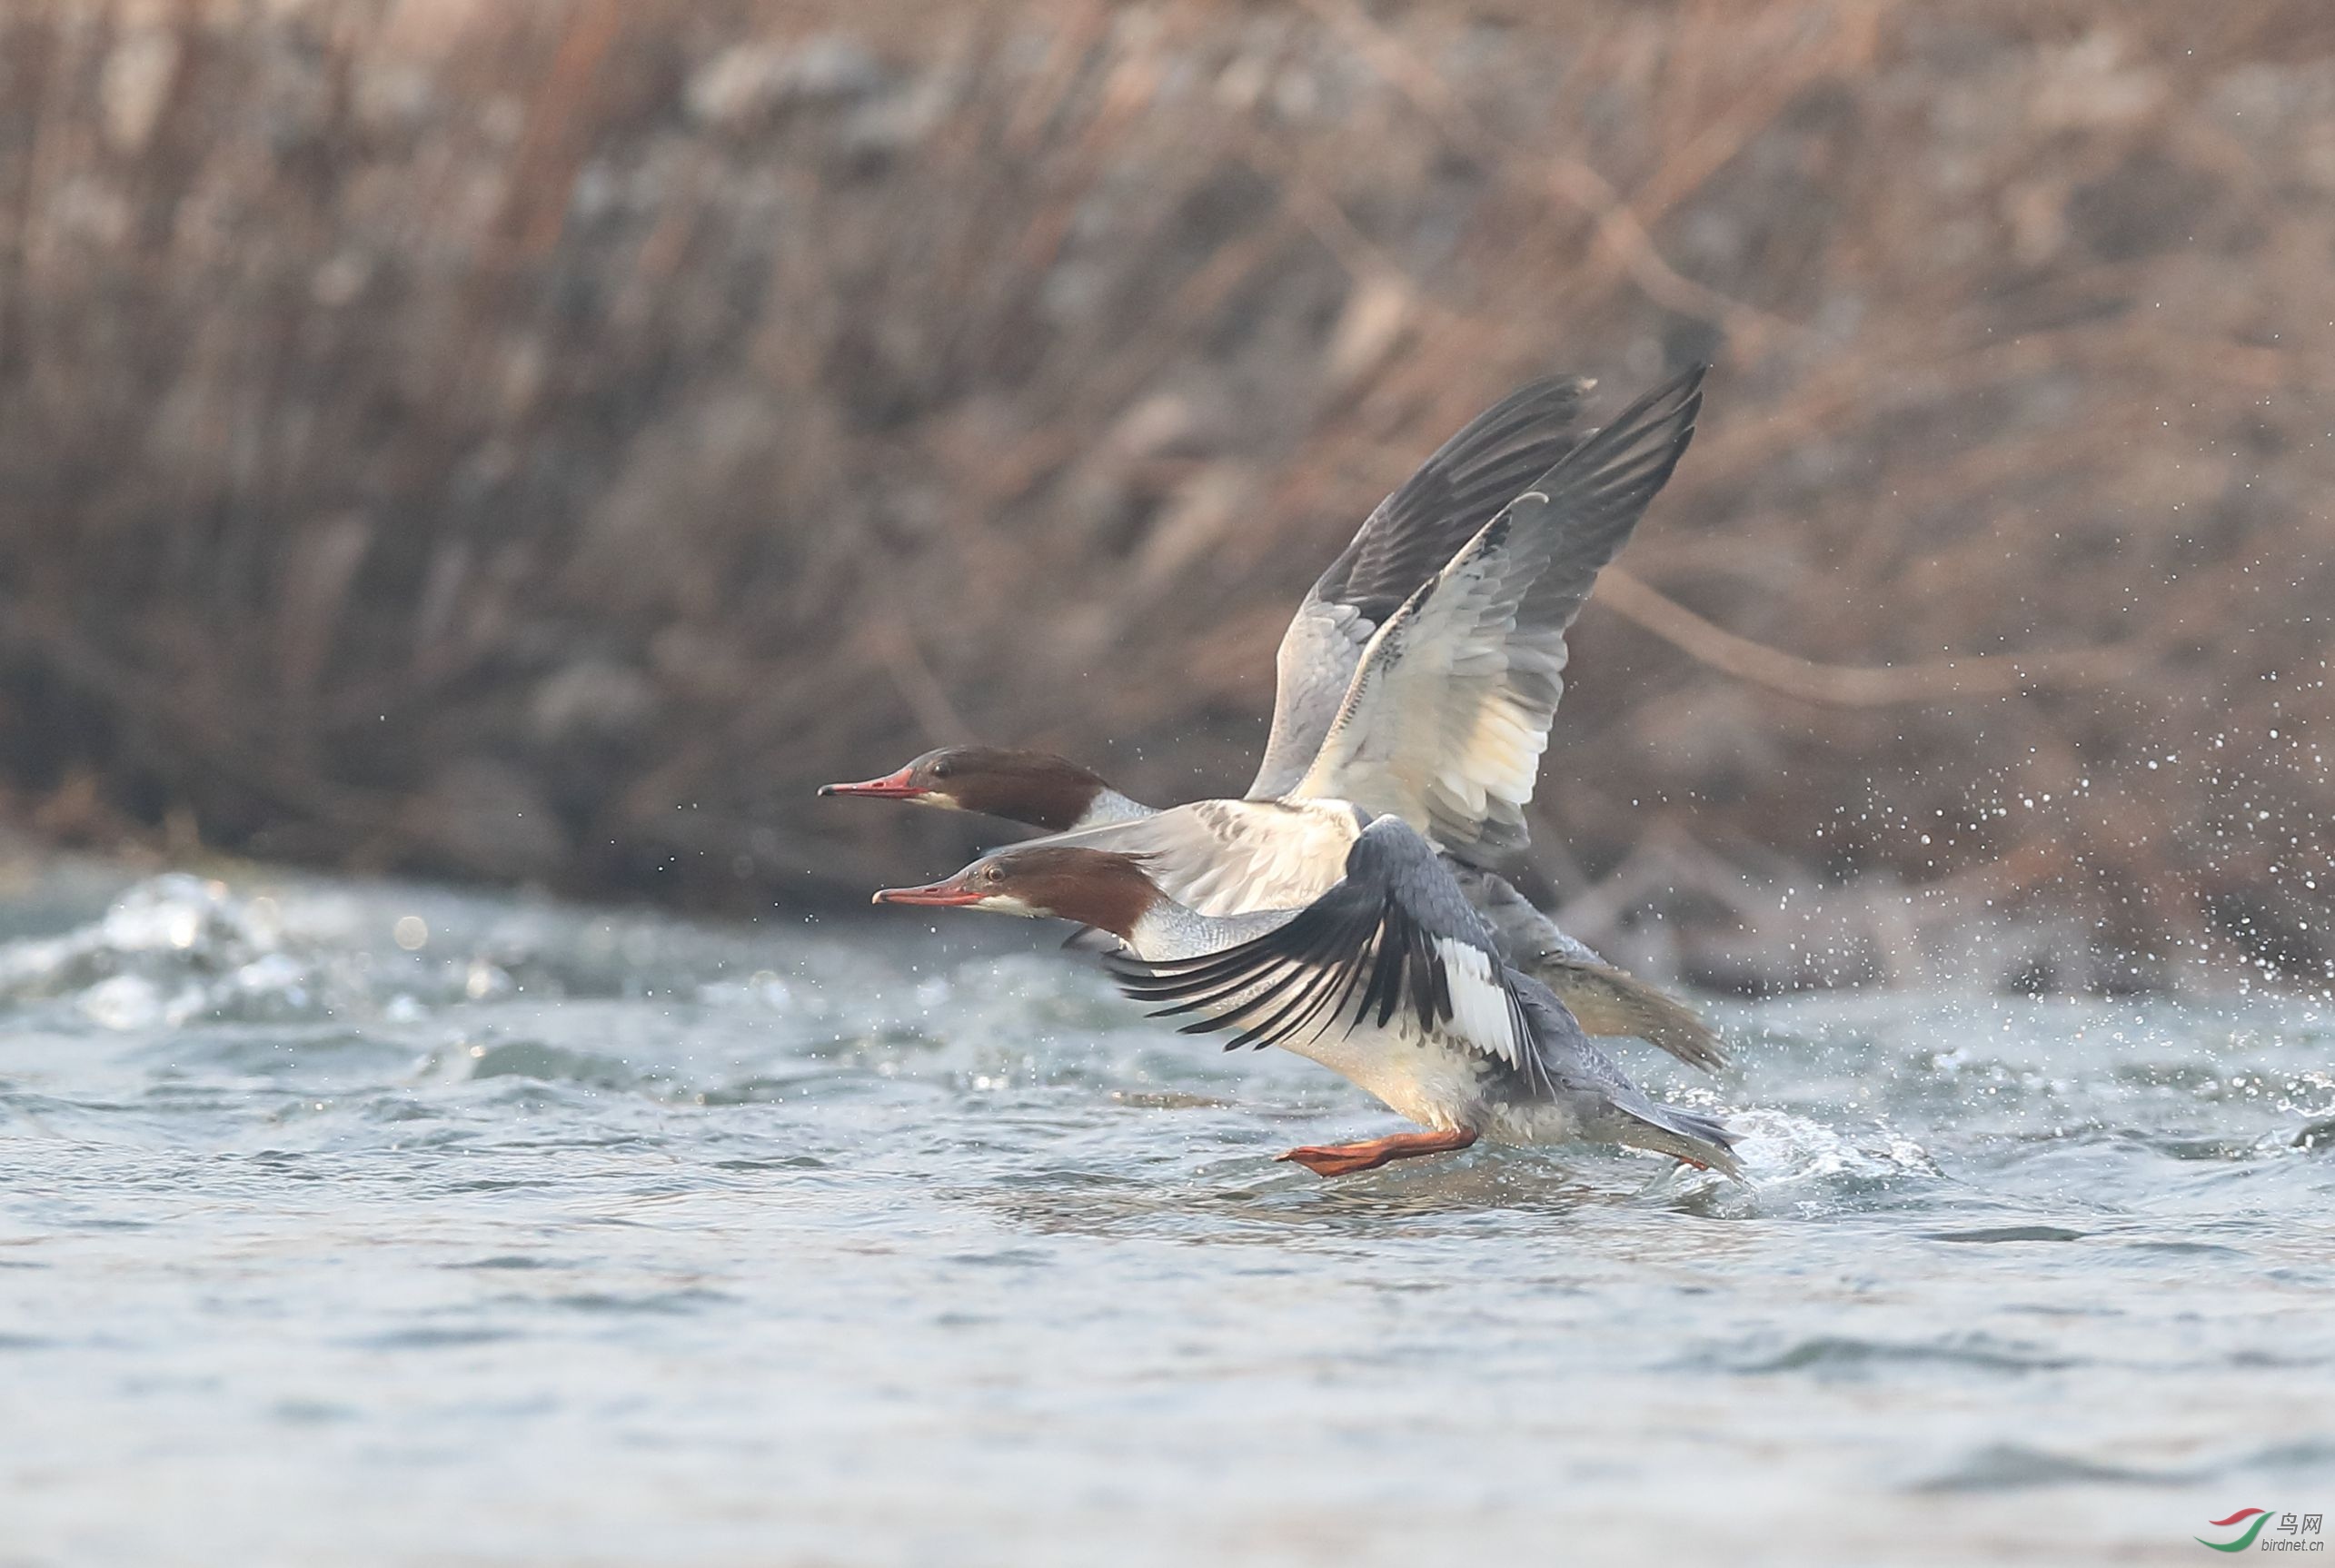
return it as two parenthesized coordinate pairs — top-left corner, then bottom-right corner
(1615, 1102), (1743, 1180)
(1533, 956), (1727, 1072)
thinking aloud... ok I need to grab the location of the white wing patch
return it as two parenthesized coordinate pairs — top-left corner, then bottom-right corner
(1436, 936), (1526, 1069)
(1289, 511), (1567, 858)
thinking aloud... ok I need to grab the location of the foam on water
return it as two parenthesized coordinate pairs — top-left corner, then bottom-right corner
(2, 868), (2332, 1564)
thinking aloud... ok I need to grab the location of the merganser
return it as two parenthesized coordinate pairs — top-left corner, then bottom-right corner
(871, 819), (1739, 1179)
(824, 741), (1717, 1067)
(827, 366), (1721, 1068)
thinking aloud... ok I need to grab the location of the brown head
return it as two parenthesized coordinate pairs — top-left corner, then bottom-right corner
(818, 746), (1112, 832)
(870, 846), (1162, 940)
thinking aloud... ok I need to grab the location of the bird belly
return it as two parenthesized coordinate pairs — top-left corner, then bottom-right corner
(1274, 1019), (1500, 1134)
(1474, 1097), (1594, 1147)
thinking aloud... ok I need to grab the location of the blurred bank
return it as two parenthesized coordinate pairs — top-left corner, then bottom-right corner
(1, 1), (2330, 991)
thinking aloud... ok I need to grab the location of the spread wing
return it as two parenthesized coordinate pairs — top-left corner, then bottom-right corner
(1287, 365), (1704, 865)
(1019, 799), (1361, 917)
(1106, 818), (1540, 1084)
(1247, 377), (1595, 800)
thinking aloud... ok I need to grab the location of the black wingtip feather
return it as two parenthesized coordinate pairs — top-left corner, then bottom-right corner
(1099, 821), (1556, 1088)
(1100, 871), (1526, 1072)
(1319, 374), (1602, 624)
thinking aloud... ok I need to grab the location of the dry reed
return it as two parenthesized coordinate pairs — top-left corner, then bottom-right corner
(2, 0), (2331, 990)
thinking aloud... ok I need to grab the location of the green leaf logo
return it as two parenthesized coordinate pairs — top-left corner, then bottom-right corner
(2198, 1509), (2270, 1553)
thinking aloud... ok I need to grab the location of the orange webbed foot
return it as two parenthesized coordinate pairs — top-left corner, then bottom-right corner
(1275, 1127), (1479, 1178)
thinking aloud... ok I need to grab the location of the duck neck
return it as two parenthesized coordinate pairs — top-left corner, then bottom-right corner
(1126, 898), (1298, 962)
(1068, 786), (1155, 831)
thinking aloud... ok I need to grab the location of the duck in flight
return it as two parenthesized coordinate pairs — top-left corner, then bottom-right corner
(872, 818), (1738, 1179)
(827, 367), (1722, 1071)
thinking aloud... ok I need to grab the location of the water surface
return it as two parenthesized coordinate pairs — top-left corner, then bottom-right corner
(2, 866), (2330, 1564)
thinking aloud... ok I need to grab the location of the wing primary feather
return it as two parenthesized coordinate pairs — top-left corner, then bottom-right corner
(1287, 364), (1705, 861)
(1298, 929), (1377, 1046)
(1109, 912), (1339, 990)
(1234, 965), (1338, 1051)
(1223, 893), (1386, 1049)
(1249, 375), (1597, 799)
(1510, 990), (1545, 1090)
(1221, 940), (1346, 1052)
(1251, 924), (1369, 1052)
(1110, 948), (1286, 1004)
(1143, 905), (1348, 1032)
(1218, 951), (1340, 1050)
(1107, 888), (1403, 1054)
(1104, 819), (1559, 1087)
(1169, 957), (1312, 1028)
(1350, 913), (1390, 1030)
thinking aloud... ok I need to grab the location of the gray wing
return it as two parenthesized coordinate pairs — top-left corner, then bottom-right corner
(1288, 366), (1704, 864)
(1247, 378), (1595, 800)
(1515, 979), (1739, 1175)
(1106, 817), (1539, 1082)
(1444, 859), (1604, 966)
(1444, 859), (1727, 1071)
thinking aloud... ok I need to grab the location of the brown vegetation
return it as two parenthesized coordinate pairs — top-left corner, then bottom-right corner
(2, 0), (2332, 990)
